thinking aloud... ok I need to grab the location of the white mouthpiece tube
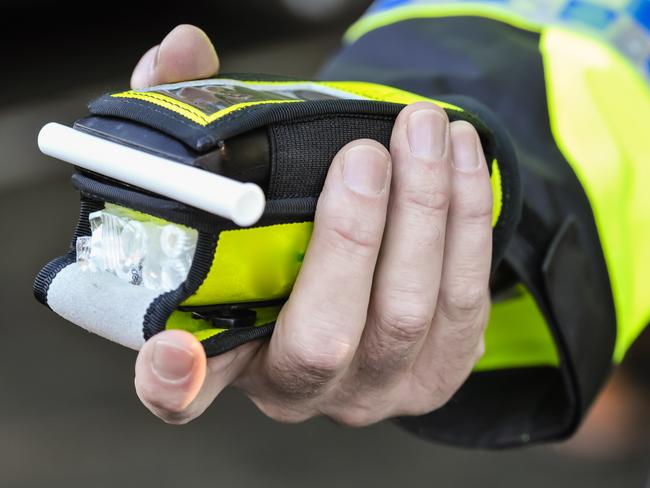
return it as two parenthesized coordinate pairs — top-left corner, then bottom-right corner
(37, 122), (266, 227)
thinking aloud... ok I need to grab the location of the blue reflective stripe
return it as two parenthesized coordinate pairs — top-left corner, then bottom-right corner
(367, 0), (410, 13)
(363, 0), (650, 80)
(561, 1), (618, 30)
(628, 0), (650, 30)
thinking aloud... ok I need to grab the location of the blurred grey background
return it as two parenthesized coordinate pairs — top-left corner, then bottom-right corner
(1, 1), (649, 486)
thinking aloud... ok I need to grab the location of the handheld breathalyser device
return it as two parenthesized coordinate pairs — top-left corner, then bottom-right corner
(34, 76), (520, 356)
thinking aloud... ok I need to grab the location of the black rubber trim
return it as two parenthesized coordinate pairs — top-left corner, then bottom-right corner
(72, 172), (318, 230)
(89, 96), (466, 152)
(33, 255), (76, 307)
(200, 322), (276, 357)
(33, 198), (104, 307)
(142, 230), (219, 341)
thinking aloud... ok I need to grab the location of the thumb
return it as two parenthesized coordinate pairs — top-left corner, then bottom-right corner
(135, 329), (259, 424)
(134, 330), (207, 423)
(130, 24), (220, 89)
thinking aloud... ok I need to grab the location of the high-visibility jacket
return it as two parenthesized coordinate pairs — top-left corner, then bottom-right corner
(319, 0), (650, 448)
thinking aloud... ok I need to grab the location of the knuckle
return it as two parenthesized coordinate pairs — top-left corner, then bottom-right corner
(252, 398), (312, 424)
(455, 188), (493, 224)
(330, 407), (378, 428)
(266, 409), (310, 424)
(267, 343), (351, 397)
(375, 306), (433, 345)
(438, 282), (488, 324)
(400, 187), (450, 218)
(321, 213), (383, 258)
(290, 346), (349, 378)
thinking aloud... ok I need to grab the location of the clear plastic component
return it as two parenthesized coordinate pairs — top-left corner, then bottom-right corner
(76, 207), (198, 292)
(75, 236), (94, 271)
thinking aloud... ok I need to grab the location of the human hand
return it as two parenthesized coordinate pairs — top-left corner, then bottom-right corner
(132, 25), (493, 426)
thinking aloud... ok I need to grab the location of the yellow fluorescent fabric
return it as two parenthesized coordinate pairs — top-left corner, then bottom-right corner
(322, 81), (459, 110)
(166, 311), (216, 335)
(490, 159), (502, 228)
(476, 287), (559, 371)
(182, 186), (503, 308)
(181, 222), (313, 307)
(104, 203), (184, 227)
(344, 3), (542, 43)
(541, 27), (650, 361)
(246, 79), (460, 110)
(166, 307), (282, 342)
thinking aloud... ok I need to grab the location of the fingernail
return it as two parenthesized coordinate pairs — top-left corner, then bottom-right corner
(407, 109), (448, 159)
(452, 127), (482, 172)
(343, 145), (389, 196)
(152, 341), (195, 381)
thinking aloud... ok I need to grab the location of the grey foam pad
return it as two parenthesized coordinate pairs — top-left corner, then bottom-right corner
(47, 263), (161, 350)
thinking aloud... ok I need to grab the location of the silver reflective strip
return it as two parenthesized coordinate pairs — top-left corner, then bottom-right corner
(47, 262), (159, 350)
